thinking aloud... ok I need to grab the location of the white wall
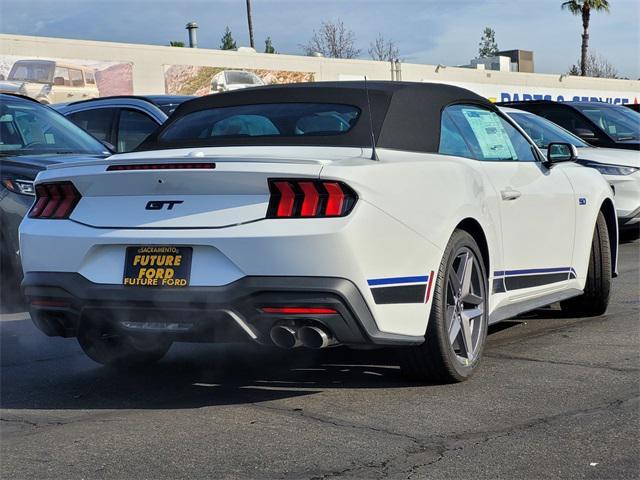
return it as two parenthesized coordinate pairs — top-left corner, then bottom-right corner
(1, 33), (638, 104)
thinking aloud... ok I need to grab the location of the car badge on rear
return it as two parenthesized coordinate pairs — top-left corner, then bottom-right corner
(145, 200), (183, 210)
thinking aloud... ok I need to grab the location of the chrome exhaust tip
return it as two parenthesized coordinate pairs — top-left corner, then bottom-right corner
(298, 325), (336, 349)
(270, 325), (301, 349)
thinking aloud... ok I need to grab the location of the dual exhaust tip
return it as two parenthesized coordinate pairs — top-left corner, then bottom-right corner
(270, 324), (335, 349)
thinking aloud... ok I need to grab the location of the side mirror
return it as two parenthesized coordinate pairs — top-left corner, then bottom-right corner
(53, 76), (65, 86)
(546, 142), (578, 165)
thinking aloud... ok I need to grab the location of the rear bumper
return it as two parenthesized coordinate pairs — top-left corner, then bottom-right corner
(22, 272), (424, 346)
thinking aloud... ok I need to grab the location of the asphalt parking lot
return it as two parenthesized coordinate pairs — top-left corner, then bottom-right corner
(1, 233), (638, 479)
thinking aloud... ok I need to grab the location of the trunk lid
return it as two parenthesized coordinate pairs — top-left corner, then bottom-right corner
(41, 147), (363, 229)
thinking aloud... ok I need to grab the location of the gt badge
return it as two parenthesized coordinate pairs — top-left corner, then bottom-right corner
(146, 200), (183, 210)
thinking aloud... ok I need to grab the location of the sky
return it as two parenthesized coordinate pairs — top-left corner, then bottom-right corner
(1, 0), (639, 78)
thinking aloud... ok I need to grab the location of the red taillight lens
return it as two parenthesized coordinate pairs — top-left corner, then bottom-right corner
(273, 181), (296, 217)
(28, 181), (81, 219)
(261, 307), (338, 315)
(323, 182), (345, 217)
(107, 163), (216, 171)
(267, 179), (357, 218)
(299, 182), (320, 217)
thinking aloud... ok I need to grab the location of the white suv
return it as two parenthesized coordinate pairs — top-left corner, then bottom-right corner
(0, 60), (99, 104)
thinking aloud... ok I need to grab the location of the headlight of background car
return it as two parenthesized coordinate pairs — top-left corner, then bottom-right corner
(2, 178), (35, 196)
(578, 160), (639, 176)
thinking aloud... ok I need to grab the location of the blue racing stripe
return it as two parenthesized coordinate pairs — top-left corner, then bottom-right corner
(494, 267), (573, 277)
(367, 275), (429, 287)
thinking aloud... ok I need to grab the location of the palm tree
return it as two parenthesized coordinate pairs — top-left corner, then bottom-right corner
(246, 0), (255, 49)
(562, 0), (610, 76)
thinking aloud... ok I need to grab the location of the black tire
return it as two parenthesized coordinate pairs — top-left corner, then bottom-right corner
(561, 212), (612, 317)
(0, 249), (25, 313)
(399, 230), (489, 383)
(77, 317), (171, 367)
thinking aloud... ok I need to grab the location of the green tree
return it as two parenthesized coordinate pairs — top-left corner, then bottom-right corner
(169, 41), (184, 47)
(562, 0), (610, 76)
(264, 37), (277, 54)
(478, 27), (499, 57)
(220, 27), (237, 50)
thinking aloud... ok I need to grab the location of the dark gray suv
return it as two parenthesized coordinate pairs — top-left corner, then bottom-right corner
(0, 94), (110, 311)
(53, 95), (194, 153)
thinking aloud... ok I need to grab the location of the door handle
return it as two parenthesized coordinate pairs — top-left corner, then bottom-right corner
(501, 189), (521, 201)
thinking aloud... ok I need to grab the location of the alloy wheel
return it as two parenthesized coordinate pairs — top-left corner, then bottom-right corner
(445, 247), (486, 366)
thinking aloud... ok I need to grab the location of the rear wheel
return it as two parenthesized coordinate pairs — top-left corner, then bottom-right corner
(561, 212), (611, 317)
(399, 230), (488, 383)
(0, 247), (25, 313)
(77, 317), (171, 367)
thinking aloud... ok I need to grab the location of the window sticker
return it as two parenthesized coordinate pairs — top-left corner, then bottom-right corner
(462, 108), (518, 160)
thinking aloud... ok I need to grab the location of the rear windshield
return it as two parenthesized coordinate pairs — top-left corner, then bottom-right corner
(159, 103), (360, 143)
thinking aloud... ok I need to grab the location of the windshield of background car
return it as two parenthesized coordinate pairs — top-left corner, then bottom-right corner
(616, 104), (640, 123)
(573, 104), (640, 141)
(0, 98), (109, 155)
(225, 71), (261, 85)
(8, 61), (55, 84)
(508, 111), (589, 148)
(159, 103), (361, 143)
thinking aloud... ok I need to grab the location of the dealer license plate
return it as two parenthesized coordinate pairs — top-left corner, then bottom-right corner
(123, 246), (192, 287)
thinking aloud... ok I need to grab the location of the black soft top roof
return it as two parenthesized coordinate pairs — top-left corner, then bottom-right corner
(137, 81), (492, 153)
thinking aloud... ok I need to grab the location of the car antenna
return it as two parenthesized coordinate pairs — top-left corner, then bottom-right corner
(364, 76), (379, 161)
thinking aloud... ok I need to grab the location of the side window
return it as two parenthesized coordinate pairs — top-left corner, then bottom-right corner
(117, 109), (159, 152)
(496, 115), (537, 161)
(537, 108), (598, 137)
(85, 71), (96, 85)
(444, 105), (536, 161)
(67, 108), (117, 143)
(53, 67), (70, 86)
(69, 69), (84, 87)
(438, 111), (472, 158)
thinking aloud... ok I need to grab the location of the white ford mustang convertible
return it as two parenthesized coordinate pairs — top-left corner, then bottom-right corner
(19, 82), (617, 382)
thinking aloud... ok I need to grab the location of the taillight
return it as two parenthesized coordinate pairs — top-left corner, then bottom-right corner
(28, 181), (81, 219)
(107, 163), (216, 171)
(261, 307), (338, 315)
(267, 179), (357, 218)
